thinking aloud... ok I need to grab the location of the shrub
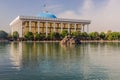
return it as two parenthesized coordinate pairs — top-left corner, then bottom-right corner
(24, 32), (34, 40)
(61, 30), (68, 38)
(0, 30), (8, 39)
(12, 31), (19, 40)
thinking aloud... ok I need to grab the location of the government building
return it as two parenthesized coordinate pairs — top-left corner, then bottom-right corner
(10, 12), (91, 37)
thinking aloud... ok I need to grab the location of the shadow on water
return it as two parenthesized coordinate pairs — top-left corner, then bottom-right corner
(1, 42), (119, 80)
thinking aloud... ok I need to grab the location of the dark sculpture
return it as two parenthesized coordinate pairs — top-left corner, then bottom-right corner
(60, 35), (81, 45)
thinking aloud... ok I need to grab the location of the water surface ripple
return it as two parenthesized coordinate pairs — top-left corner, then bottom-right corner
(0, 42), (120, 80)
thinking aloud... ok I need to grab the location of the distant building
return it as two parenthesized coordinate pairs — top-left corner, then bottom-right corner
(10, 12), (91, 37)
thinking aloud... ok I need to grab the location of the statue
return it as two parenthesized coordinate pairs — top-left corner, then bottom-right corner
(60, 35), (81, 45)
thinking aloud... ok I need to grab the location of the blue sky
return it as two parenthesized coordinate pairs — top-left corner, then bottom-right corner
(0, 0), (120, 32)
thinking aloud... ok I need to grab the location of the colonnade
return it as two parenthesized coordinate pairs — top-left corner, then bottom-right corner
(22, 20), (89, 37)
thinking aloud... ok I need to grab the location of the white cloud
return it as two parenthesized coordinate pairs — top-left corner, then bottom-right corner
(58, 0), (120, 32)
(81, 0), (94, 15)
(58, 11), (79, 19)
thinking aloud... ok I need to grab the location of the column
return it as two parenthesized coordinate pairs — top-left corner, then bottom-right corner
(20, 21), (23, 38)
(46, 21), (48, 37)
(38, 21), (40, 34)
(11, 26), (13, 36)
(61, 23), (63, 32)
(74, 23), (76, 32)
(82, 24), (85, 32)
(87, 24), (89, 33)
(68, 23), (70, 33)
(29, 21), (31, 32)
(53, 22), (56, 32)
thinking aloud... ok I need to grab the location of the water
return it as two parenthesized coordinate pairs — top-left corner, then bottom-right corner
(0, 42), (120, 80)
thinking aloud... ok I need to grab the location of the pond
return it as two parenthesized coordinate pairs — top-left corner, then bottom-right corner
(0, 42), (120, 80)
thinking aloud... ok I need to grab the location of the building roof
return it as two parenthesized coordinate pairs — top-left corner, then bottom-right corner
(37, 12), (57, 18)
(10, 16), (91, 26)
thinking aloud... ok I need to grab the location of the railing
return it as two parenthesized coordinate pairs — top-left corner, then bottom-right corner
(19, 15), (91, 24)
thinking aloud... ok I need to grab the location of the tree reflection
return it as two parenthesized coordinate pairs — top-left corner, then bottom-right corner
(10, 42), (110, 80)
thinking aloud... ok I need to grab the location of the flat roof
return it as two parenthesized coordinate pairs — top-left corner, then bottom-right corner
(10, 15), (91, 25)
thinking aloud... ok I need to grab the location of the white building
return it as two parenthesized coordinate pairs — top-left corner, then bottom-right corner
(10, 12), (91, 37)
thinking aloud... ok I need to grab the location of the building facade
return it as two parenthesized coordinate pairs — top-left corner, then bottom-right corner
(10, 13), (91, 37)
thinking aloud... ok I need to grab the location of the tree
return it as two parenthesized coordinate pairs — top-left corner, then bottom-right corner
(50, 32), (55, 40)
(50, 32), (61, 40)
(111, 32), (119, 40)
(0, 30), (8, 39)
(46, 35), (51, 40)
(61, 30), (68, 38)
(24, 32), (34, 40)
(100, 32), (106, 40)
(40, 34), (45, 40)
(89, 32), (100, 40)
(71, 31), (80, 38)
(35, 33), (45, 40)
(12, 31), (19, 40)
(106, 30), (112, 40)
(118, 32), (120, 40)
(81, 32), (89, 40)
(35, 33), (41, 40)
(106, 32), (120, 40)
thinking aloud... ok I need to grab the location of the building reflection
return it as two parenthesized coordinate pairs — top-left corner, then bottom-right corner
(10, 42), (109, 80)
(10, 42), (87, 68)
(10, 42), (22, 70)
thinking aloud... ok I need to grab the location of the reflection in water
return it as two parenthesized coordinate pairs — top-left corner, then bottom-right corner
(7, 42), (115, 80)
(10, 42), (22, 70)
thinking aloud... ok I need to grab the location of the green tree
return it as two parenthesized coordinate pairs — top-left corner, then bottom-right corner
(40, 34), (45, 40)
(50, 32), (56, 40)
(24, 32), (34, 40)
(112, 32), (119, 40)
(81, 32), (89, 40)
(118, 32), (120, 40)
(35, 33), (45, 40)
(71, 31), (80, 38)
(107, 32), (120, 40)
(100, 32), (106, 40)
(89, 32), (100, 40)
(12, 31), (19, 40)
(61, 30), (68, 38)
(55, 32), (61, 40)
(35, 33), (41, 40)
(46, 35), (51, 40)
(0, 30), (8, 39)
(50, 32), (61, 40)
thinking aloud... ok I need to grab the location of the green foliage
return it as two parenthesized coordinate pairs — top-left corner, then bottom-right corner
(106, 32), (120, 40)
(61, 30), (68, 38)
(12, 30), (120, 41)
(0, 30), (8, 39)
(118, 33), (120, 40)
(40, 34), (46, 40)
(100, 32), (106, 40)
(88, 31), (120, 40)
(50, 32), (56, 40)
(71, 31), (80, 38)
(89, 32), (100, 40)
(50, 32), (61, 40)
(13, 31), (19, 40)
(46, 35), (51, 40)
(35, 33), (45, 40)
(81, 32), (89, 40)
(24, 32), (34, 40)
(35, 33), (41, 40)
